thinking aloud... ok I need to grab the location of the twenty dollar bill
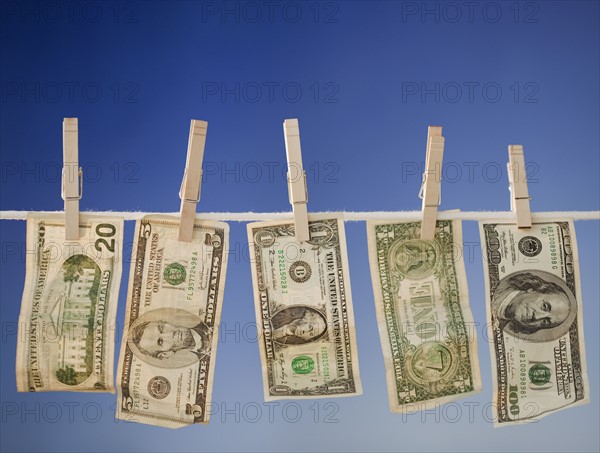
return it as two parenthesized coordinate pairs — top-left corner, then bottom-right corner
(17, 213), (123, 392)
(480, 220), (589, 426)
(367, 219), (481, 412)
(247, 214), (362, 400)
(117, 216), (228, 427)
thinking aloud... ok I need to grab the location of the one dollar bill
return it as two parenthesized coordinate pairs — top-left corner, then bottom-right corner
(247, 214), (362, 400)
(367, 219), (481, 412)
(16, 213), (123, 392)
(116, 216), (228, 428)
(480, 220), (589, 426)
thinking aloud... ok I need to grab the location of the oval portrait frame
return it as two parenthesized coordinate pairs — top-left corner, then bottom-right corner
(270, 305), (328, 345)
(492, 270), (577, 342)
(126, 308), (206, 369)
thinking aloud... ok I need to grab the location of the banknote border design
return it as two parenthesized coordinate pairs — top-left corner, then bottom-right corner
(117, 215), (229, 427)
(247, 213), (362, 400)
(480, 219), (590, 427)
(367, 218), (482, 413)
(16, 213), (123, 393)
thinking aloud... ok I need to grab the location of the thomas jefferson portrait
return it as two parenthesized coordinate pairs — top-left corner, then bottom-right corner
(127, 308), (210, 368)
(491, 270), (577, 342)
(271, 306), (327, 345)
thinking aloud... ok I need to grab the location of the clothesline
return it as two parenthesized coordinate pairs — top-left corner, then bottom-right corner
(1, 210), (599, 222)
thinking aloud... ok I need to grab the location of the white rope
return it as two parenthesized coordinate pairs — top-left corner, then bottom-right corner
(1, 210), (599, 222)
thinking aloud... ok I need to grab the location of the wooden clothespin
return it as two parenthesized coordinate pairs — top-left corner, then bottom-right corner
(507, 145), (532, 228)
(178, 120), (208, 242)
(283, 119), (309, 243)
(62, 118), (82, 241)
(419, 126), (445, 240)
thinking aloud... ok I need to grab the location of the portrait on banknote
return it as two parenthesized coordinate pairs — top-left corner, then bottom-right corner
(270, 306), (328, 345)
(126, 307), (212, 368)
(491, 270), (577, 342)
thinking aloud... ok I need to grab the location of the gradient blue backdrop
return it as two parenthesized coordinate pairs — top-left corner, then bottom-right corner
(1, 1), (599, 452)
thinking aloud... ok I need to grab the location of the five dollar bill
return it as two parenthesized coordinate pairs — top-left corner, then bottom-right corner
(116, 216), (228, 427)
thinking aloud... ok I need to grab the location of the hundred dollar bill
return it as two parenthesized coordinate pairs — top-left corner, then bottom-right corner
(480, 220), (589, 426)
(247, 214), (362, 400)
(16, 213), (123, 392)
(367, 218), (481, 412)
(116, 216), (228, 428)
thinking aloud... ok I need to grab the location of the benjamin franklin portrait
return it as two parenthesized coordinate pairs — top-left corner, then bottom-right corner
(491, 270), (577, 342)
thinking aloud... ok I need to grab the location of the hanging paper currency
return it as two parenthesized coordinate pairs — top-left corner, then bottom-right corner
(480, 220), (589, 426)
(367, 218), (481, 412)
(16, 213), (123, 392)
(116, 216), (228, 428)
(247, 214), (362, 400)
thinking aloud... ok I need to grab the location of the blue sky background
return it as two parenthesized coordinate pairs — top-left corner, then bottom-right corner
(1, 1), (599, 452)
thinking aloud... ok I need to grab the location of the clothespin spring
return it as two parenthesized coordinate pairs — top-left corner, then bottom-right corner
(61, 167), (83, 202)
